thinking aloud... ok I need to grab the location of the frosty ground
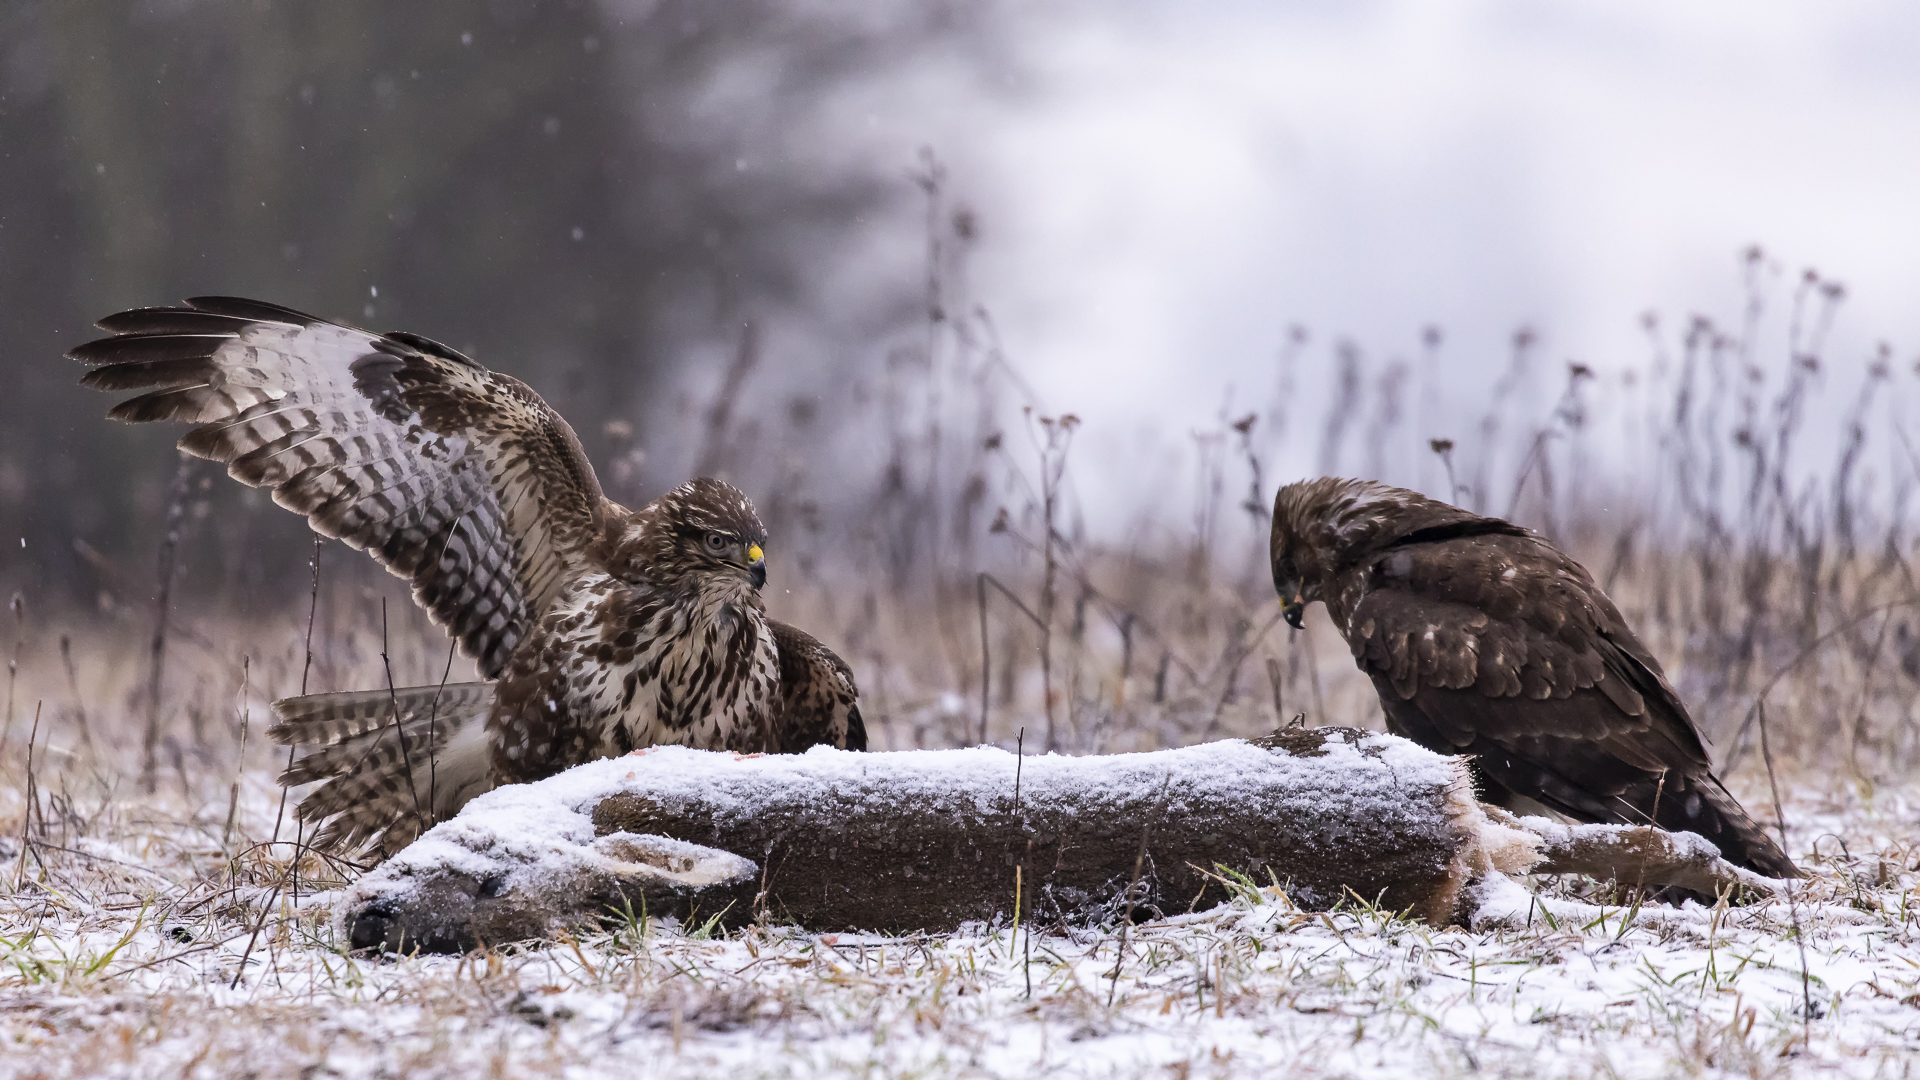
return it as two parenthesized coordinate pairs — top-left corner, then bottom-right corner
(2, 761), (1917, 1080)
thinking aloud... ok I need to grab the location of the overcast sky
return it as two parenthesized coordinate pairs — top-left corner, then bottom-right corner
(878, 0), (1920, 520)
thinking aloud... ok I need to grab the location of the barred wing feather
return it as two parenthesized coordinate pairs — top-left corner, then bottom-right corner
(73, 296), (605, 677)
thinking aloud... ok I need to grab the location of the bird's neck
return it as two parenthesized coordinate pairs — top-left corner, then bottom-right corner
(692, 570), (764, 617)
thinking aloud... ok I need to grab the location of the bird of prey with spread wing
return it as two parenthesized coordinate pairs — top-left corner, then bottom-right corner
(75, 296), (864, 858)
(1269, 476), (1796, 879)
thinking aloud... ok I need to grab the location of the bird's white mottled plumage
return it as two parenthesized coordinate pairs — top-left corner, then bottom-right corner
(492, 570), (780, 768)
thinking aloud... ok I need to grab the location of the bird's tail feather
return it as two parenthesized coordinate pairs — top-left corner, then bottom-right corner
(1651, 772), (1801, 880)
(270, 682), (496, 858)
(1471, 749), (1800, 879)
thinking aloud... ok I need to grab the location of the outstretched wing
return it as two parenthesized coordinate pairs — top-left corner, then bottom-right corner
(769, 619), (866, 752)
(74, 297), (606, 678)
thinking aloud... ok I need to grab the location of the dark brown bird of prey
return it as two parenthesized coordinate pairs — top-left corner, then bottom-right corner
(1269, 477), (1797, 879)
(74, 297), (864, 857)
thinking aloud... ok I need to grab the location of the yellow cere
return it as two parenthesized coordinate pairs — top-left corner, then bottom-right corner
(748, 544), (764, 563)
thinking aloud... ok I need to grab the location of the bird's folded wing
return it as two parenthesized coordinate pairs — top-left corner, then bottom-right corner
(769, 618), (866, 752)
(1346, 536), (1709, 770)
(73, 296), (606, 678)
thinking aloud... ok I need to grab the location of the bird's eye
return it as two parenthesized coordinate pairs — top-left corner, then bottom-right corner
(704, 532), (730, 554)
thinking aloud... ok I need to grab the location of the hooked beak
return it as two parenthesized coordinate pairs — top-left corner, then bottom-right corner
(747, 544), (766, 590)
(1279, 585), (1306, 630)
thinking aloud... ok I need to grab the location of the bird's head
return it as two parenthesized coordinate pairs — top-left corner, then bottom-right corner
(1271, 551), (1309, 631)
(1270, 477), (1419, 628)
(1271, 476), (1514, 629)
(616, 477), (768, 591)
(1268, 523), (1317, 632)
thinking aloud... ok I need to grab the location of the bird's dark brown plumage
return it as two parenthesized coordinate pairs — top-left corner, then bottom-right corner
(76, 297), (863, 857)
(1270, 477), (1797, 879)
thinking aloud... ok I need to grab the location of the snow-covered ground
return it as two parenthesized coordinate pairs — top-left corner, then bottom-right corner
(2, 775), (1916, 1079)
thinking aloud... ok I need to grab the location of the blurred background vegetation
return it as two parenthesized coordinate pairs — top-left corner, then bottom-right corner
(0, 0), (1005, 607)
(3, 1), (1919, 787)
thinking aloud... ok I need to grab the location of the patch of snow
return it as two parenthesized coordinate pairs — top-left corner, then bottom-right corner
(4, 774), (1918, 1078)
(387, 736), (1457, 878)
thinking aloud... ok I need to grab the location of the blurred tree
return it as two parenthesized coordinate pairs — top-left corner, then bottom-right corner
(0, 0), (1000, 606)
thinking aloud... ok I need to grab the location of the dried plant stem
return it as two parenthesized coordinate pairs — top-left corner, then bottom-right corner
(978, 574), (1046, 658)
(1014, 726), (1030, 990)
(1013, 726), (1024, 810)
(1845, 614), (1892, 776)
(141, 457), (194, 793)
(273, 536), (322, 912)
(427, 637), (457, 822)
(1725, 598), (1920, 770)
(379, 598), (428, 831)
(1757, 700), (1814, 1037)
(14, 701), (40, 891)
(233, 541), (312, 988)
(692, 320), (761, 479)
(297, 537), (321, 697)
(1204, 609), (1284, 738)
(1298, 627), (1328, 728)
(1022, 899), (1032, 999)
(2, 592), (22, 758)
(1009, 864), (1021, 960)
(977, 573), (991, 744)
(1038, 480), (1058, 751)
(1037, 418), (1081, 750)
(230, 868), (281, 990)
(223, 657), (250, 848)
(58, 635), (92, 748)
(1107, 773), (1171, 1007)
